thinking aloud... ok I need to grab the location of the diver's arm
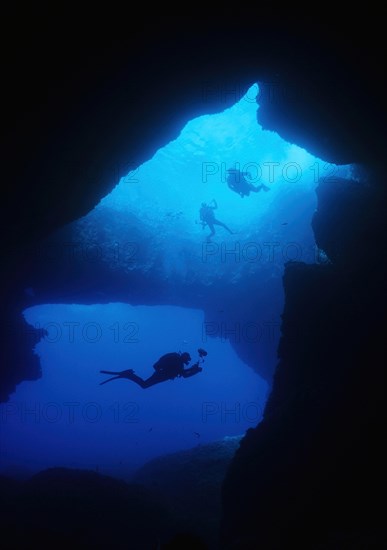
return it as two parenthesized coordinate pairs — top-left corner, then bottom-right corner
(211, 199), (218, 209)
(181, 363), (203, 378)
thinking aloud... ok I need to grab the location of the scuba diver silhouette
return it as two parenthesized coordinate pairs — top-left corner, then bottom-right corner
(100, 349), (207, 389)
(226, 167), (270, 198)
(199, 199), (234, 242)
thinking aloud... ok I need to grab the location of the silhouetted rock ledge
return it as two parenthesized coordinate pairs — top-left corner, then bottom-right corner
(132, 436), (243, 545)
(0, 467), (170, 548)
(0, 436), (243, 549)
(220, 175), (386, 549)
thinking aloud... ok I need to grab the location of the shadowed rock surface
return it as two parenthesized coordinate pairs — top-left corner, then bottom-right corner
(0, 437), (242, 548)
(1, 13), (385, 400)
(1, 12), (386, 549)
(221, 175), (386, 548)
(132, 435), (243, 548)
(0, 467), (172, 548)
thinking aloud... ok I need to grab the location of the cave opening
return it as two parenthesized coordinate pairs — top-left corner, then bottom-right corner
(0, 82), (353, 481)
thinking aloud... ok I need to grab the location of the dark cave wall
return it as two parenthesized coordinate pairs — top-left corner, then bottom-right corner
(1, 15), (385, 402)
(2, 15), (385, 255)
(0, 14), (386, 547)
(220, 175), (386, 548)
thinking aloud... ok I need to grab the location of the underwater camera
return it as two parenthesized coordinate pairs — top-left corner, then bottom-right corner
(198, 348), (208, 358)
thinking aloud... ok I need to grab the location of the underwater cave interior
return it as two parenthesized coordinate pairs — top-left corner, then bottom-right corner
(0, 82), (353, 480)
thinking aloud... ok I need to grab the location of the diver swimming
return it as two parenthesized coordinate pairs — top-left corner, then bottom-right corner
(199, 199), (234, 242)
(100, 348), (208, 389)
(226, 167), (270, 197)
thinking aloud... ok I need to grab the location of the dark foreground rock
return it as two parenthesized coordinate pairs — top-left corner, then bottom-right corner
(220, 177), (386, 548)
(0, 436), (242, 549)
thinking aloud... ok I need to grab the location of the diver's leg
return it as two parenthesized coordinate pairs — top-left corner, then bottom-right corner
(124, 373), (148, 388)
(100, 372), (151, 388)
(206, 222), (215, 242)
(127, 372), (166, 389)
(214, 219), (234, 234)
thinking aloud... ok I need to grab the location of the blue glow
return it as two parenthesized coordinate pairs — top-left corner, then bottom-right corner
(90, 82), (351, 282)
(1, 82), (353, 479)
(1, 303), (268, 477)
(101, 83), (349, 220)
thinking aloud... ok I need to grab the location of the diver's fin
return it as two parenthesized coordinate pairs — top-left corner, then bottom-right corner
(100, 375), (121, 385)
(100, 370), (122, 375)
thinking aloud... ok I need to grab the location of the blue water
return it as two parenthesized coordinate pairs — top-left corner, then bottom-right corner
(0, 83), (352, 480)
(1, 303), (268, 478)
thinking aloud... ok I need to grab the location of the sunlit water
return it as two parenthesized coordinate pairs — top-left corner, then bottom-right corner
(0, 83), (352, 480)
